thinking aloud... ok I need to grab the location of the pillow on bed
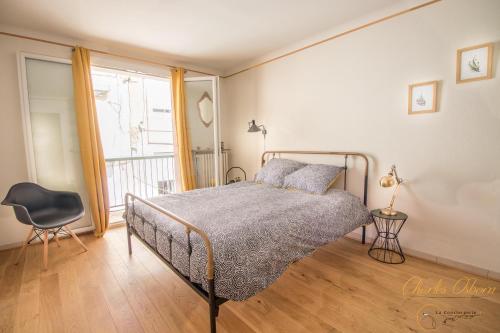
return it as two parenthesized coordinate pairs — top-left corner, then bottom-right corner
(283, 164), (344, 194)
(255, 158), (306, 187)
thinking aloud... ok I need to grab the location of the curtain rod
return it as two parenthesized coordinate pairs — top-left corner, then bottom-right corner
(0, 31), (216, 76)
(221, 0), (442, 78)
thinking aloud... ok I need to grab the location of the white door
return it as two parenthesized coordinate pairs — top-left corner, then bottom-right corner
(184, 76), (224, 187)
(18, 53), (92, 229)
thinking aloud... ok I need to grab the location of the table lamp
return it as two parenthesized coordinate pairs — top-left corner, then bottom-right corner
(379, 165), (404, 216)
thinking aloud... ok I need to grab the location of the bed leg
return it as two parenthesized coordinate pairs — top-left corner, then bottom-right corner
(362, 225), (366, 245)
(208, 279), (217, 333)
(127, 222), (132, 255)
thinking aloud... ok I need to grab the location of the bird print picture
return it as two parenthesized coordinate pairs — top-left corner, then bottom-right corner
(457, 43), (493, 83)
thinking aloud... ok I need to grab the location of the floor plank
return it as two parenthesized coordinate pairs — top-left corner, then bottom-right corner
(72, 240), (119, 333)
(57, 236), (92, 333)
(0, 247), (25, 333)
(14, 244), (40, 333)
(1, 226), (499, 333)
(84, 238), (143, 333)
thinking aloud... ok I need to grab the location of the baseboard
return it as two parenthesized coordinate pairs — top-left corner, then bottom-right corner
(0, 225), (95, 251)
(345, 233), (500, 282)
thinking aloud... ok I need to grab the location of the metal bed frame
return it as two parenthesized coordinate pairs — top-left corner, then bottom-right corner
(125, 150), (369, 333)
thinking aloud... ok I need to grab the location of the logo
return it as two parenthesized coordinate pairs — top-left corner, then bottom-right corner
(417, 304), (482, 330)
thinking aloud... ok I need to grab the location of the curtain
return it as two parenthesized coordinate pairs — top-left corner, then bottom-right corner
(171, 68), (196, 191)
(72, 47), (109, 237)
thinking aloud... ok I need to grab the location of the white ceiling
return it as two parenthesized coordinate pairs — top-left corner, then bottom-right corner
(0, 0), (405, 73)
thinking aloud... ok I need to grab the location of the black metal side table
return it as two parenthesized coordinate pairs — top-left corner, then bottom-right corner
(368, 209), (408, 264)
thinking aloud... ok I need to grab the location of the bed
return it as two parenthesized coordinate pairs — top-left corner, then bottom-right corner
(124, 151), (370, 333)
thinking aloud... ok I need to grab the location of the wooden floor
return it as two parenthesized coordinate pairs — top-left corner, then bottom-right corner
(1, 227), (499, 333)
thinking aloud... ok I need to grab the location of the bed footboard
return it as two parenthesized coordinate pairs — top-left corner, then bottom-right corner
(124, 193), (224, 333)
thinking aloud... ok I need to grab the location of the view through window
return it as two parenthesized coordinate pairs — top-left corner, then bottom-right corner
(92, 68), (175, 208)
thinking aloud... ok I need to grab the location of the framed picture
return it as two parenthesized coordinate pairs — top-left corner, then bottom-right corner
(408, 81), (438, 115)
(456, 43), (494, 83)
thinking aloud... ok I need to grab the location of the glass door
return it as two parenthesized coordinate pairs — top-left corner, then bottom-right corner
(184, 77), (224, 188)
(91, 67), (175, 208)
(18, 54), (91, 229)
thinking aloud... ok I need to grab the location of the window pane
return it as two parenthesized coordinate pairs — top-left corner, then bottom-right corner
(25, 58), (91, 229)
(92, 68), (176, 207)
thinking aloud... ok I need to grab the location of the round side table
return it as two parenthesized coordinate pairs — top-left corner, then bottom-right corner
(368, 209), (408, 264)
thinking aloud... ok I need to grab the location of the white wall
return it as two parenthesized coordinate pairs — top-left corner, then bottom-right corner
(221, 0), (500, 273)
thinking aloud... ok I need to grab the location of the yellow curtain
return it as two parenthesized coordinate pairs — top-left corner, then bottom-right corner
(171, 68), (196, 191)
(72, 47), (109, 237)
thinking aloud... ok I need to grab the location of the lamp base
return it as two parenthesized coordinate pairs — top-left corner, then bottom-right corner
(380, 207), (398, 216)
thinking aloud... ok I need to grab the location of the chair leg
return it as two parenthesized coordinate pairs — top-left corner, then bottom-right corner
(43, 230), (49, 270)
(53, 230), (61, 247)
(63, 226), (88, 252)
(16, 227), (34, 265)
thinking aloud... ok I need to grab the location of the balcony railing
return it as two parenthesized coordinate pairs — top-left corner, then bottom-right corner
(106, 150), (229, 208)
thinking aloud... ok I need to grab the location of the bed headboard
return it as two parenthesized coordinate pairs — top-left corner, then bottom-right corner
(261, 150), (369, 206)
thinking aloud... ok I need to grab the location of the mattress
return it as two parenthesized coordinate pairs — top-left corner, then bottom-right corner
(125, 181), (370, 301)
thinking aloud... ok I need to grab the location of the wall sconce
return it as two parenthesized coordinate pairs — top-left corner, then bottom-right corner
(248, 120), (267, 138)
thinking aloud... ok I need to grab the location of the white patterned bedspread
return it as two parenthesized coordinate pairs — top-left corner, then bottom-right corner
(125, 181), (370, 301)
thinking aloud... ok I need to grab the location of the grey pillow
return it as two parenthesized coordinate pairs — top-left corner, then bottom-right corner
(255, 158), (306, 187)
(283, 164), (345, 194)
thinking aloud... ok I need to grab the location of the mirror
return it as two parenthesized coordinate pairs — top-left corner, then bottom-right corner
(197, 91), (213, 127)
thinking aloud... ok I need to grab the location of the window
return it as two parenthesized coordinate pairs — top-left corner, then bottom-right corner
(19, 54), (92, 229)
(91, 68), (176, 208)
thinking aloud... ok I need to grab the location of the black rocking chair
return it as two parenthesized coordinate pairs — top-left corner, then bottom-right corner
(1, 182), (88, 269)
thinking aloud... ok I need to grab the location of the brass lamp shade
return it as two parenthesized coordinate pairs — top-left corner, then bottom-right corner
(379, 174), (396, 187)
